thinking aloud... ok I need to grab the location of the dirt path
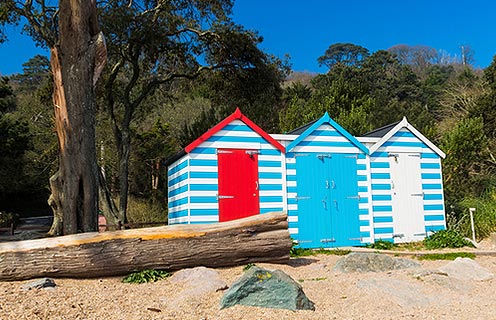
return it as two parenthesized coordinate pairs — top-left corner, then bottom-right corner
(1, 253), (495, 320)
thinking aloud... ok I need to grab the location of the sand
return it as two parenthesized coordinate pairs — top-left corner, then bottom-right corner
(1, 253), (495, 320)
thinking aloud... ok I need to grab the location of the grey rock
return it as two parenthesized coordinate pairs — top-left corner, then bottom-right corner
(220, 266), (315, 311)
(357, 278), (436, 307)
(438, 257), (494, 281)
(333, 252), (421, 273)
(169, 266), (228, 296)
(21, 278), (56, 290)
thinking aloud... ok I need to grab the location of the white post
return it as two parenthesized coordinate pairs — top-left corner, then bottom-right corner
(469, 208), (476, 243)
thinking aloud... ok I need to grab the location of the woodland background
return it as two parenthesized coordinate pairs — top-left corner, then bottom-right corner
(0, 2), (495, 239)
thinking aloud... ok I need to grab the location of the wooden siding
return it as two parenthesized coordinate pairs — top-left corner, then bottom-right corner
(168, 120), (285, 225)
(285, 123), (371, 246)
(168, 155), (190, 224)
(369, 128), (446, 241)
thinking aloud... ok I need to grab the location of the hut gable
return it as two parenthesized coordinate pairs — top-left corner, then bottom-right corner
(284, 113), (372, 248)
(167, 108), (286, 225)
(185, 108), (284, 154)
(286, 112), (369, 154)
(365, 117), (446, 243)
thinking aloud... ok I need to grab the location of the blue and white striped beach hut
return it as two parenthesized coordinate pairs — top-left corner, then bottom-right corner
(360, 117), (446, 243)
(166, 108), (286, 225)
(276, 113), (373, 248)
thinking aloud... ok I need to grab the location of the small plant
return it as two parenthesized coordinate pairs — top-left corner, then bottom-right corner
(243, 263), (256, 271)
(423, 229), (475, 249)
(290, 247), (351, 257)
(366, 239), (395, 250)
(122, 269), (170, 284)
(0, 212), (19, 228)
(417, 252), (476, 260)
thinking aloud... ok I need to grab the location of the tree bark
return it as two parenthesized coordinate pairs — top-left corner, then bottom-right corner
(0, 212), (291, 281)
(48, 0), (105, 234)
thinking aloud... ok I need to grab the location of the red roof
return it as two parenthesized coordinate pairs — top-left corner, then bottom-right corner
(184, 108), (285, 153)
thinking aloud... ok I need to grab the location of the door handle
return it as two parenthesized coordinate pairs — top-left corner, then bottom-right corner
(322, 197), (327, 210)
(255, 181), (259, 190)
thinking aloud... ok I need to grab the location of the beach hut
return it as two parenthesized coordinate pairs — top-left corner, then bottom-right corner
(166, 108), (286, 225)
(362, 117), (446, 243)
(280, 113), (372, 248)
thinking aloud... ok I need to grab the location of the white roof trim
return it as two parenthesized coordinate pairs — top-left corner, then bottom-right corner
(270, 134), (298, 141)
(368, 117), (446, 159)
(357, 137), (381, 143)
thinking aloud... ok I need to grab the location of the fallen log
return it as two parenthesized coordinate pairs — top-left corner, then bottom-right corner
(0, 211), (291, 281)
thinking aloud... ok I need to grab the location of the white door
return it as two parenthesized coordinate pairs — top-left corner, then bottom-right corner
(390, 153), (425, 243)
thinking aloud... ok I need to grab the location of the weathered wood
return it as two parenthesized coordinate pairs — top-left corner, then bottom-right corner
(0, 212), (291, 281)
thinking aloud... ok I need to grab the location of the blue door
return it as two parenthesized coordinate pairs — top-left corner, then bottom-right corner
(330, 154), (361, 247)
(296, 153), (361, 248)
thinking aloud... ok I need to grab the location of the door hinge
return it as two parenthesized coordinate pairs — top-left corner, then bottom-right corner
(217, 149), (233, 154)
(346, 195), (361, 200)
(317, 154), (332, 160)
(297, 240), (313, 243)
(408, 154), (421, 157)
(295, 196), (311, 201)
(411, 193), (424, 197)
(245, 150), (260, 155)
(348, 237), (363, 241)
(294, 153), (310, 157)
(392, 233), (404, 238)
(217, 195), (234, 200)
(345, 155), (358, 159)
(320, 238), (336, 243)
(388, 153), (400, 158)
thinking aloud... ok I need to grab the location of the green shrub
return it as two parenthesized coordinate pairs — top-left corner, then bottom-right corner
(127, 196), (166, 224)
(423, 229), (475, 249)
(418, 252), (476, 260)
(122, 269), (170, 284)
(366, 239), (395, 250)
(0, 212), (19, 227)
(457, 194), (496, 240)
(290, 247), (351, 257)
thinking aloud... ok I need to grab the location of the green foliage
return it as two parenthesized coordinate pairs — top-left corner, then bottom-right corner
(366, 239), (396, 250)
(423, 229), (475, 249)
(0, 211), (19, 227)
(417, 252), (476, 261)
(290, 247), (351, 257)
(318, 43), (370, 69)
(457, 193), (496, 240)
(122, 269), (170, 284)
(441, 117), (491, 202)
(243, 263), (256, 271)
(126, 196), (166, 224)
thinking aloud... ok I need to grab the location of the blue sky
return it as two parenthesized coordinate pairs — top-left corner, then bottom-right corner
(1, 0), (495, 75)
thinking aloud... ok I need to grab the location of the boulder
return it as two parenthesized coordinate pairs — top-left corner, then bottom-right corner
(438, 257), (494, 281)
(169, 266), (228, 296)
(21, 278), (56, 290)
(220, 266), (315, 311)
(333, 252), (421, 273)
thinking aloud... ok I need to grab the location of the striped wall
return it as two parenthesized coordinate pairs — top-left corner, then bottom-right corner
(168, 154), (190, 224)
(167, 119), (285, 225)
(370, 128), (446, 241)
(285, 123), (372, 244)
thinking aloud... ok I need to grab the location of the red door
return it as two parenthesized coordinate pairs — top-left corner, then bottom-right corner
(218, 149), (260, 222)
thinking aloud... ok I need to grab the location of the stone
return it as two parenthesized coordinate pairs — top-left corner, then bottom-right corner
(333, 252), (421, 273)
(357, 278), (437, 307)
(220, 266), (315, 311)
(169, 266), (228, 297)
(438, 257), (494, 281)
(21, 278), (56, 290)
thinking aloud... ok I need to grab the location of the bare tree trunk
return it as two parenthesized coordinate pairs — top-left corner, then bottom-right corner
(98, 168), (120, 228)
(48, 0), (105, 235)
(0, 212), (291, 281)
(117, 129), (131, 224)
